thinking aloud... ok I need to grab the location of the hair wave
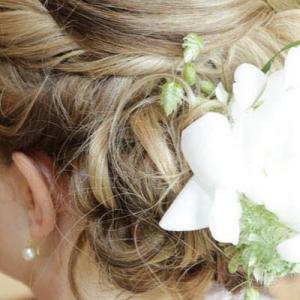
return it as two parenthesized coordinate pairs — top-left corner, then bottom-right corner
(0, 0), (299, 299)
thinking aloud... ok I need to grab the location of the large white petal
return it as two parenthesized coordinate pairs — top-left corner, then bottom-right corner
(181, 112), (241, 189)
(257, 69), (283, 109)
(230, 63), (267, 122)
(233, 63), (267, 109)
(277, 235), (300, 263)
(241, 170), (269, 205)
(215, 82), (229, 104)
(262, 157), (300, 229)
(209, 188), (241, 245)
(231, 70), (285, 201)
(159, 176), (213, 231)
(284, 46), (300, 90)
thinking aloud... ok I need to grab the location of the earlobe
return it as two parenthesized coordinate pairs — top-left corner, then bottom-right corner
(11, 151), (56, 241)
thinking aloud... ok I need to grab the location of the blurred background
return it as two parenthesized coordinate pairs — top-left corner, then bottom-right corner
(0, 273), (33, 300)
(1, 272), (300, 299)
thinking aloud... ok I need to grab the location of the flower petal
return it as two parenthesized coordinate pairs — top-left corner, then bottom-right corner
(181, 112), (240, 189)
(262, 157), (300, 230)
(215, 82), (229, 104)
(159, 176), (213, 231)
(277, 235), (300, 263)
(230, 63), (267, 122)
(241, 170), (269, 205)
(233, 63), (267, 109)
(284, 46), (300, 90)
(257, 69), (283, 110)
(209, 188), (241, 245)
(231, 70), (285, 201)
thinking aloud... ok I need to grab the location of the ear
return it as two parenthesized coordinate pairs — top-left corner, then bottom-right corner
(11, 151), (56, 241)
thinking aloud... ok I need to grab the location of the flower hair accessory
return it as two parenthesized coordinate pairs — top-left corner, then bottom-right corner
(159, 34), (300, 299)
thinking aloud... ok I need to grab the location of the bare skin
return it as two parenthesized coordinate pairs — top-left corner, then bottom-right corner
(0, 151), (174, 300)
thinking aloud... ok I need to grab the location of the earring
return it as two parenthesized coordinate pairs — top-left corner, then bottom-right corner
(22, 238), (40, 262)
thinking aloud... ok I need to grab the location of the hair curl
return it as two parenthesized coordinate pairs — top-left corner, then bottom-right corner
(0, 0), (300, 299)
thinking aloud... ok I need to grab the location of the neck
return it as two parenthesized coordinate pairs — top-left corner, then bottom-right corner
(29, 232), (76, 300)
(31, 267), (72, 300)
(28, 210), (80, 300)
(30, 247), (175, 300)
(27, 214), (174, 300)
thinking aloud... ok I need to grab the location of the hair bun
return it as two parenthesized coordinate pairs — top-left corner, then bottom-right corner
(266, 0), (300, 11)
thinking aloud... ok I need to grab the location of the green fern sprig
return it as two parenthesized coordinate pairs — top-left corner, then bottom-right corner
(227, 196), (297, 300)
(160, 33), (216, 116)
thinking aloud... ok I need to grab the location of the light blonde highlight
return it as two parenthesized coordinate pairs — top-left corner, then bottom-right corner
(0, 0), (300, 299)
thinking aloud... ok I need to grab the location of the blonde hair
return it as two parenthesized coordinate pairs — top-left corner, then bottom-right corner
(0, 0), (300, 299)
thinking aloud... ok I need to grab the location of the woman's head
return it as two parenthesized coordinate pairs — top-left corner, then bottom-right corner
(0, 0), (299, 299)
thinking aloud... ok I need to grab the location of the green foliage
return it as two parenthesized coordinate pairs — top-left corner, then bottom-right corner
(182, 33), (204, 63)
(227, 196), (296, 288)
(200, 80), (216, 96)
(262, 40), (300, 73)
(245, 288), (260, 300)
(160, 81), (184, 116)
(160, 33), (207, 116)
(183, 62), (197, 86)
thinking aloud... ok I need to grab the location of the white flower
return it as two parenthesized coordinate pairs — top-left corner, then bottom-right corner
(215, 82), (229, 104)
(159, 46), (300, 257)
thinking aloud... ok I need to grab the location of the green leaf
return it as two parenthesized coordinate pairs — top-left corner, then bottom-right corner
(224, 245), (237, 257)
(200, 80), (216, 96)
(160, 81), (184, 116)
(234, 196), (296, 287)
(245, 288), (260, 300)
(182, 33), (204, 63)
(262, 39), (300, 73)
(228, 253), (241, 274)
(183, 62), (197, 86)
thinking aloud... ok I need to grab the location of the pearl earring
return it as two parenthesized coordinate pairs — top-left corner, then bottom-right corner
(22, 239), (40, 262)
